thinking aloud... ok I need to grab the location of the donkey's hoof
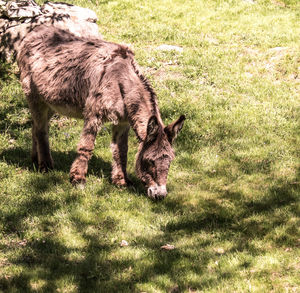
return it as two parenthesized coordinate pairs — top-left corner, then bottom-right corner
(125, 178), (133, 186)
(38, 161), (54, 173)
(70, 174), (86, 186)
(112, 176), (132, 187)
(31, 155), (38, 169)
(77, 183), (85, 190)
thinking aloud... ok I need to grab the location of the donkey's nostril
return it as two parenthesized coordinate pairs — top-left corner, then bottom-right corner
(147, 186), (157, 198)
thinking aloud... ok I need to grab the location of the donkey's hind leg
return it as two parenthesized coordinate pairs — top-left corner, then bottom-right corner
(31, 123), (38, 168)
(28, 98), (54, 172)
(111, 123), (131, 186)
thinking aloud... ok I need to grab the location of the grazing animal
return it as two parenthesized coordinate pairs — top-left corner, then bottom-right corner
(17, 25), (185, 199)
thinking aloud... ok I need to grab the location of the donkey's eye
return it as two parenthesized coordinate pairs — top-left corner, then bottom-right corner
(142, 159), (155, 172)
(148, 160), (155, 167)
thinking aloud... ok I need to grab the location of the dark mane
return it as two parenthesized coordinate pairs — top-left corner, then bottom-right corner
(130, 58), (158, 117)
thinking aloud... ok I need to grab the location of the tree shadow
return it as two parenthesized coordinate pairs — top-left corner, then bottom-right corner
(0, 88), (298, 291)
(166, 173), (298, 225)
(0, 172), (147, 292)
(0, 147), (111, 176)
(161, 166), (299, 252)
(135, 158), (299, 290)
(0, 212), (130, 292)
(0, 150), (139, 292)
(0, 145), (146, 200)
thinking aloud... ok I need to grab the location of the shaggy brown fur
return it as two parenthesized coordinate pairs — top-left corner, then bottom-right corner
(17, 25), (185, 199)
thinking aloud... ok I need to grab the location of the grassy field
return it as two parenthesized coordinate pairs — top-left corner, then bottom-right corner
(0, 0), (299, 292)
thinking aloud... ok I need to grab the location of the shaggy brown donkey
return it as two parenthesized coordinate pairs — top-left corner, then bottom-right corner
(17, 25), (185, 199)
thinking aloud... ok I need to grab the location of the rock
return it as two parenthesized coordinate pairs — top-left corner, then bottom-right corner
(0, 18), (8, 29)
(268, 46), (288, 52)
(271, 0), (286, 7)
(120, 240), (129, 247)
(42, 2), (97, 23)
(156, 44), (183, 53)
(0, 0), (101, 63)
(214, 247), (225, 254)
(4, 0), (42, 19)
(160, 244), (175, 250)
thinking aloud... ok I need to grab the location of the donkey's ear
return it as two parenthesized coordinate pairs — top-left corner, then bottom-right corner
(164, 115), (186, 144)
(146, 115), (159, 142)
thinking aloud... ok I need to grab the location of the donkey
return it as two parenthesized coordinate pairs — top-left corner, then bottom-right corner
(17, 24), (185, 199)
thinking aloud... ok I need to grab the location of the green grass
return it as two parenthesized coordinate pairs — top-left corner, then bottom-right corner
(0, 0), (299, 292)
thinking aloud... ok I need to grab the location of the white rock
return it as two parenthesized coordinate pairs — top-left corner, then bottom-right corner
(160, 244), (175, 250)
(42, 2), (97, 23)
(1, 0), (101, 63)
(156, 44), (183, 53)
(269, 47), (288, 52)
(120, 240), (129, 247)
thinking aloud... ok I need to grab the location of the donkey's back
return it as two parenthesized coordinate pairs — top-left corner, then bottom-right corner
(18, 25), (135, 119)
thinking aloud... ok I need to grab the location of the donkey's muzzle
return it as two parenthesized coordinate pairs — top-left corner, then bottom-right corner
(147, 185), (167, 200)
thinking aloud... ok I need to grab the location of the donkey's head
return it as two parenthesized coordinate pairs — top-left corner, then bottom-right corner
(136, 115), (185, 200)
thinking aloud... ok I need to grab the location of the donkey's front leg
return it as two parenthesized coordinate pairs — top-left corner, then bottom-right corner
(111, 123), (131, 186)
(70, 118), (100, 185)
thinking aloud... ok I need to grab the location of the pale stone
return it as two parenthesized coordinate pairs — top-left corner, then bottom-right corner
(1, 0), (101, 62)
(120, 240), (129, 247)
(156, 44), (183, 53)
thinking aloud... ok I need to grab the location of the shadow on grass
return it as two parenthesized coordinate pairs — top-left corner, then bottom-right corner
(1, 143), (298, 291)
(0, 147), (111, 176)
(0, 181), (142, 292)
(166, 177), (298, 229)
(1, 135), (299, 289)
(0, 219), (135, 292)
(0, 154), (140, 292)
(1, 59), (299, 292)
(143, 173), (298, 290)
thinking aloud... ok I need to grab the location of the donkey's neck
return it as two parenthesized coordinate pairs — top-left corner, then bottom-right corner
(126, 93), (164, 142)
(121, 60), (164, 142)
